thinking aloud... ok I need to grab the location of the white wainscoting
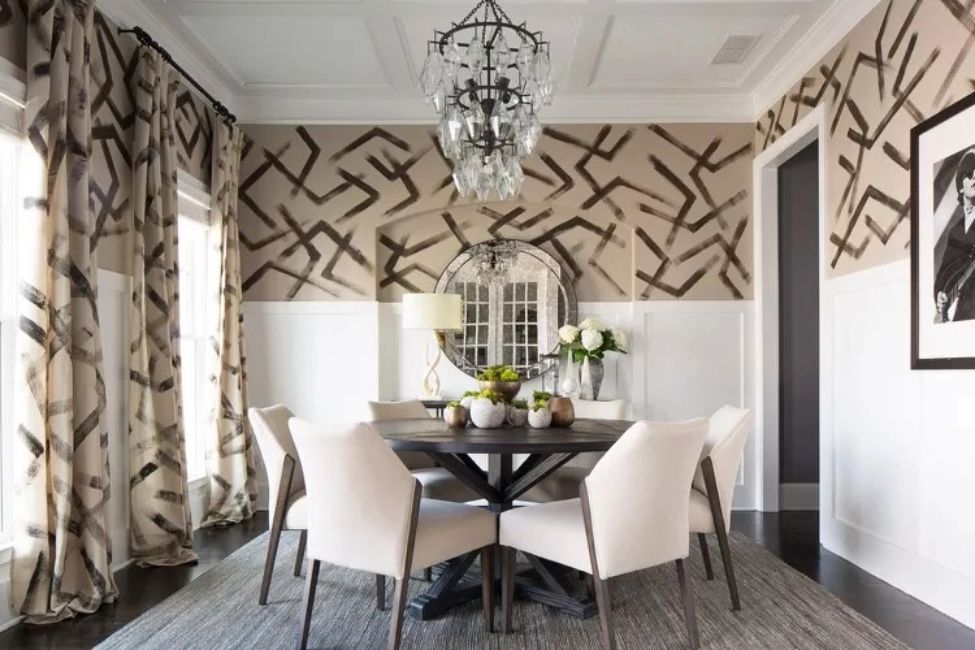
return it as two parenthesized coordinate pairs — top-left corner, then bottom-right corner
(822, 260), (975, 629)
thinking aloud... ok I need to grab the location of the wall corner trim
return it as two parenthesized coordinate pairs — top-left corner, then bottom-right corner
(751, 0), (884, 119)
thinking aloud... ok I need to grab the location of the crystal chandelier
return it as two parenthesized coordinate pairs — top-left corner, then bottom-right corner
(419, 0), (553, 202)
(474, 240), (519, 285)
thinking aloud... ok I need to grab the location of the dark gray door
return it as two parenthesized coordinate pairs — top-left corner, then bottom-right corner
(778, 141), (820, 486)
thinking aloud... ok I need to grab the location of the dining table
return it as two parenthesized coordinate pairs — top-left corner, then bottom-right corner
(372, 416), (632, 622)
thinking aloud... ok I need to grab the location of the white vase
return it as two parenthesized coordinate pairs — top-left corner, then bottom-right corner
(561, 356), (580, 397)
(579, 357), (594, 400)
(470, 399), (506, 429)
(528, 408), (552, 429)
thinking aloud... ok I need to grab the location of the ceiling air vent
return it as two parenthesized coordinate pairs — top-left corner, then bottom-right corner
(711, 34), (759, 65)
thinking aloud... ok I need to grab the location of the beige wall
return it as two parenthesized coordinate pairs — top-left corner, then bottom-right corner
(240, 122), (754, 302)
(757, 0), (975, 278)
(0, 7), (215, 275)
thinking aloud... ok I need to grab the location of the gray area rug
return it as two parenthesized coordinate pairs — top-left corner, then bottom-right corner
(96, 530), (908, 649)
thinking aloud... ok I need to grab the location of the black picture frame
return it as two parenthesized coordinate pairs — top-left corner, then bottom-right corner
(911, 90), (975, 369)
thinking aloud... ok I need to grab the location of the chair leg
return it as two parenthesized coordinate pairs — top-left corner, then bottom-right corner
(501, 546), (516, 633)
(592, 575), (615, 650)
(388, 577), (410, 650)
(259, 513), (285, 605)
(675, 559), (699, 650)
(698, 533), (714, 580)
(714, 523), (741, 611)
(294, 530), (307, 577)
(298, 559), (321, 650)
(376, 574), (386, 611)
(480, 546), (494, 633)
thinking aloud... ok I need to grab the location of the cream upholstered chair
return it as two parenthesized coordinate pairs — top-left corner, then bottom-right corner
(249, 405), (308, 605)
(690, 405), (752, 611)
(368, 400), (477, 503)
(522, 399), (627, 503)
(500, 418), (708, 650)
(289, 419), (497, 650)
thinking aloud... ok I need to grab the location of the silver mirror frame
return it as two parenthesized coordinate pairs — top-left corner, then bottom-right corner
(434, 240), (578, 380)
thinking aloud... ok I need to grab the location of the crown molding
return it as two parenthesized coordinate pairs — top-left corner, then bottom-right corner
(97, 0), (243, 116)
(236, 93), (756, 125)
(750, 0), (883, 119)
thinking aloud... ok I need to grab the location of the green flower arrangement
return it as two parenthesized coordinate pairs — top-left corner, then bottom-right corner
(476, 389), (505, 405)
(462, 389), (480, 399)
(446, 399), (462, 408)
(531, 391), (552, 411)
(510, 399), (528, 410)
(476, 365), (522, 382)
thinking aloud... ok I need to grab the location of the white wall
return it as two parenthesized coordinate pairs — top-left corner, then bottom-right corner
(822, 260), (975, 630)
(246, 299), (757, 509)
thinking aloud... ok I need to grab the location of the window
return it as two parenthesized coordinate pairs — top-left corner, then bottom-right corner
(0, 128), (36, 540)
(177, 176), (213, 482)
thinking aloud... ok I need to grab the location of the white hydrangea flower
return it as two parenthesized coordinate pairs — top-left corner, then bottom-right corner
(611, 328), (627, 350)
(581, 328), (604, 352)
(558, 324), (580, 344)
(579, 318), (602, 331)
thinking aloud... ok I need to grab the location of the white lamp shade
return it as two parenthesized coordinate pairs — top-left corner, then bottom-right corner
(402, 293), (463, 331)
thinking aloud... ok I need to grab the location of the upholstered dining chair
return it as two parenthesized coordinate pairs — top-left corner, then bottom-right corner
(289, 418), (497, 650)
(249, 405), (308, 606)
(522, 399), (628, 503)
(368, 400), (478, 503)
(500, 418), (708, 650)
(689, 405), (753, 611)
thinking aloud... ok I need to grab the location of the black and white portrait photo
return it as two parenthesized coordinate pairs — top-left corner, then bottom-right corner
(912, 91), (975, 368)
(931, 147), (975, 324)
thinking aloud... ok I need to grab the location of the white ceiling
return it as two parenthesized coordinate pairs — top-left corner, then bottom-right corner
(101, 0), (881, 123)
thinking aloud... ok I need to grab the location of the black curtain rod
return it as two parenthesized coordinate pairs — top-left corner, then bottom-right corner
(117, 26), (237, 125)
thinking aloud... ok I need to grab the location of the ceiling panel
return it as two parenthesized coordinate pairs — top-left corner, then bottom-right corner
(184, 14), (390, 87)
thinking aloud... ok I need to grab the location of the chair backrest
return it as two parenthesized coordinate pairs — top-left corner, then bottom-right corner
(367, 400), (434, 470)
(583, 418), (707, 579)
(566, 400), (629, 470)
(249, 405), (304, 524)
(693, 405), (752, 532)
(289, 418), (419, 579)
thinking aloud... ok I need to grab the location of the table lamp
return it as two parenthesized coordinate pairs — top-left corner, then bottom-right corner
(402, 293), (462, 398)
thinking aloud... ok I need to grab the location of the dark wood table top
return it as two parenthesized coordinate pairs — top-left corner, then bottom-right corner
(372, 418), (633, 454)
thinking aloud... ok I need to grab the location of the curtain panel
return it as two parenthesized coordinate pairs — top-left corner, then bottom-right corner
(127, 48), (197, 566)
(13, 0), (119, 623)
(202, 122), (257, 526)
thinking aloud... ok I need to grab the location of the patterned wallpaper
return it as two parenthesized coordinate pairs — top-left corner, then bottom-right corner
(239, 123), (753, 302)
(0, 6), (215, 274)
(756, 0), (975, 277)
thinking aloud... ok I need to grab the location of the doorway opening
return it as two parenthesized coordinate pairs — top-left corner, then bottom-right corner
(777, 140), (820, 511)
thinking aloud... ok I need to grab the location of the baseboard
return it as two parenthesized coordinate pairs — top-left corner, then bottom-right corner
(0, 615), (23, 634)
(779, 483), (819, 510)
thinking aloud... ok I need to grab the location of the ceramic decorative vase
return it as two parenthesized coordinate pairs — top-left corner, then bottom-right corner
(507, 406), (528, 427)
(460, 395), (476, 411)
(560, 356), (580, 397)
(443, 405), (468, 428)
(479, 380), (521, 403)
(579, 357), (604, 400)
(548, 396), (575, 427)
(469, 399), (506, 428)
(528, 408), (552, 429)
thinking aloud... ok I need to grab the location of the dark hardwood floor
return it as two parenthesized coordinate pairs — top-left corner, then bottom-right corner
(1, 511), (972, 649)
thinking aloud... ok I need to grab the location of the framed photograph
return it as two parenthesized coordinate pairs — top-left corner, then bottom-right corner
(912, 91), (975, 369)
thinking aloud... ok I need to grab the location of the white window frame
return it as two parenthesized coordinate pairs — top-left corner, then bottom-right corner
(0, 60), (27, 550)
(177, 172), (214, 484)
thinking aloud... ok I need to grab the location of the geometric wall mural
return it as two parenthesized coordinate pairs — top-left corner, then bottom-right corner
(756, 0), (975, 277)
(239, 122), (753, 302)
(1, 7), (214, 275)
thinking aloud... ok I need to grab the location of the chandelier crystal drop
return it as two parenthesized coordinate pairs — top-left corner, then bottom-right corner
(419, 0), (553, 201)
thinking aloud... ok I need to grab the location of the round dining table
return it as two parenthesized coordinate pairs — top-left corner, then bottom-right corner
(372, 417), (632, 622)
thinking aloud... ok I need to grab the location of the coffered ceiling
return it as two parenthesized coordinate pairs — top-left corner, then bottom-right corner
(101, 0), (881, 123)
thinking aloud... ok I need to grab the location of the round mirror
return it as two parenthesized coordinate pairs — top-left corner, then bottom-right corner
(434, 240), (578, 379)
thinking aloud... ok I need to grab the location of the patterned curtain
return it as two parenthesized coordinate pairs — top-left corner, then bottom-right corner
(202, 122), (257, 526)
(13, 0), (119, 623)
(127, 48), (197, 566)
